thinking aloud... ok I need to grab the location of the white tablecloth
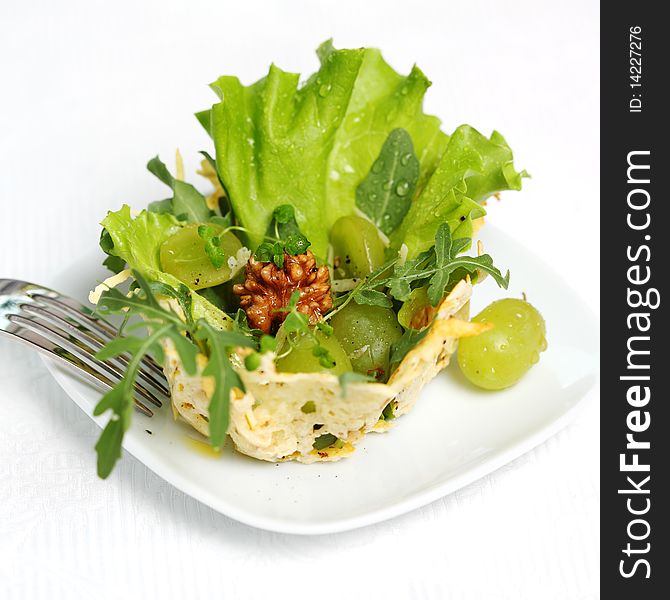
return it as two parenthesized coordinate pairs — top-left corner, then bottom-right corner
(0, 1), (599, 598)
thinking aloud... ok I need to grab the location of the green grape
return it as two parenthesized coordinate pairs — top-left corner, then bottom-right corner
(397, 286), (430, 329)
(331, 303), (403, 381)
(330, 215), (385, 279)
(275, 330), (352, 375)
(457, 298), (547, 390)
(160, 224), (243, 290)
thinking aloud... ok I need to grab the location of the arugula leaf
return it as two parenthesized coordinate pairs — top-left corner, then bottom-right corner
(330, 258), (397, 314)
(356, 128), (419, 235)
(172, 180), (211, 223)
(93, 325), (192, 480)
(194, 321), (255, 448)
(253, 206), (312, 268)
(332, 224), (508, 319)
(97, 286), (182, 327)
(93, 271), (201, 478)
(146, 156), (211, 224)
(147, 280), (196, 331)
(232, 308), (262, 341)
(386, 225), (509, 307)
(206, 40), (448, 257)
(147, 156), (175, 186)
(425, 224), (509, 306)
(387, 250), (433, 301)
(93, 271), (255, 477)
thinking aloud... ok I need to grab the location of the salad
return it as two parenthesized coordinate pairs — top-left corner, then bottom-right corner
(90, 40), (545, 478)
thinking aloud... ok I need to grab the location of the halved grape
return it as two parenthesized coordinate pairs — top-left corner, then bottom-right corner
(275, 330), (352, 375)
(331, 303), (403, 381)
(160, 224), (243, 290)
(330, 215), (385, 279)
(457, 298), (547, 390)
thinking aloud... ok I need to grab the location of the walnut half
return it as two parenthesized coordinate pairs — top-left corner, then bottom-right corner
(233, 250), (333, 334)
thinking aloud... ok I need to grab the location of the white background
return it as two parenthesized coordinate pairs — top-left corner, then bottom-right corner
(0, 1), (599, 598)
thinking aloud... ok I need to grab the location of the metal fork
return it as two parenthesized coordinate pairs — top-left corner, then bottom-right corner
(0, 279), (169, 417)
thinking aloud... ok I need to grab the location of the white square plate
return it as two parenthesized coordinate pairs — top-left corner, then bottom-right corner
(42, 225), (598, 534)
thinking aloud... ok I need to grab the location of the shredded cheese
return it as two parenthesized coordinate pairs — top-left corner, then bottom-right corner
(397, 243), (409, 266)
(175, 148), (184, 181)
(88, 269), (131, 304)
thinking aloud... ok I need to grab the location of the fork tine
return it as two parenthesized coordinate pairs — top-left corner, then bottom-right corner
(19, 303), (171, 397)
(0, 325), (154, 417)
(29, 293), (167, 380)
(9, 313), (163, 409)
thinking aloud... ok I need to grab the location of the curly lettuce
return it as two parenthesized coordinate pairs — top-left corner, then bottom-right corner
(392, 126), (528, 258)
(199, 40), (449, 258)
(100, 206), (231, 329)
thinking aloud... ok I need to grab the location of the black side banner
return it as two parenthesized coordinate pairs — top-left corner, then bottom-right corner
(601, 4), (668, 596)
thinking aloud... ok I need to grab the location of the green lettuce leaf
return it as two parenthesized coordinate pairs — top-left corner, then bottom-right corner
(206, 40), (448, 258)
(100, 205), (231, 329)
(391, 125), (528, 258)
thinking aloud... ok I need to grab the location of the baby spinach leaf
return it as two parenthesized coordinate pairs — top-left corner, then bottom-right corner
(356, 128), (419, 236)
